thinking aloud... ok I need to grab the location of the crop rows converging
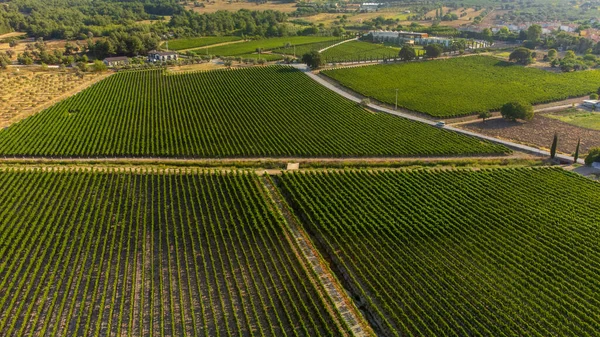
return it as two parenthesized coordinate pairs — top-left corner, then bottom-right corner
(0, 66), (508, 157)
(279, 168), (600, 337)
(322, 56), (600, 117)
(0, 169), (348, 337)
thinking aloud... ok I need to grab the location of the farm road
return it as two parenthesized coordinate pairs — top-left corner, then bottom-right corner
(292, 64), (584, 164)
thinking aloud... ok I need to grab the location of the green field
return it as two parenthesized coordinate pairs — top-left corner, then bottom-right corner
(271, 38), (350, 57)
(192, 36), (338, 57)
(165, 36), (242, 50)
(545, 109), (600, 130)
(322, 56), (600, 117)
(236, 53), (284, 61)
(0, 66), (508, 157)
(0, 169), (348, 336)
(320, 41), (424, 63)
(280, 167), (600, 336)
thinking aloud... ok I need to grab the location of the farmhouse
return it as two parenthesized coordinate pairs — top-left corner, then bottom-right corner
(148, 50), (178, 62)
(102, 56), (128, 67)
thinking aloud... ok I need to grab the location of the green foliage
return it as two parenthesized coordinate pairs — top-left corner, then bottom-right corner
(501, 102), (534, 121)
(398, 46), (416, 61)
(478, 110), (492, 122)
(550, 132), (558, 159)
(322, 56), (600, 117)
(92, 60), (107, 72)
(547, 49), (557, 59)
(509, 47), (533, 65)
(0, 169), (347, 336)
(585, 147), (600, 165)
(574, 138), (580, 162)
(281, 167), (600, 337)
(0, 66), (507, 157)
(424, 44), (443, 58)
(302, 50), (322, 69)
(590, 93), (599, 100)
(166, 36), (242, 51)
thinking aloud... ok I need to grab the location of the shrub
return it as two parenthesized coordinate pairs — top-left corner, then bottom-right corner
(584, 147), (600, 165)
(590, 93), (599, 100)
(501, 102), (534, 121)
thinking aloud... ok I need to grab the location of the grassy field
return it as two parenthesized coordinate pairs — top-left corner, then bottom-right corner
(322, 56), (600, 117)
(280, 167), (600, 336)
(0, 66), (508, 157)
(271, 38), (349, 57)
(321, 41), (423, 63)
(191, 36), (337, 57)
(0, 169), (348, 336)
(545, 109), (600, 131)
(164, 36), (242, 51)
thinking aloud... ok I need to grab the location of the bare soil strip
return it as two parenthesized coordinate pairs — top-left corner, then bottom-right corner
(259, 175), (375, 337)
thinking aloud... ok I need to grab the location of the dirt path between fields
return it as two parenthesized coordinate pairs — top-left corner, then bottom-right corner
(259, 175), (375, 337)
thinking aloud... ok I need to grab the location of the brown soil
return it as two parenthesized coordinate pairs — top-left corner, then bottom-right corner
(460, 115), (600, 155)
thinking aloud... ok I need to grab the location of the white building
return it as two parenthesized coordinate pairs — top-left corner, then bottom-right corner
(147, 50), (178, 62)
(360, 3), (381, 12)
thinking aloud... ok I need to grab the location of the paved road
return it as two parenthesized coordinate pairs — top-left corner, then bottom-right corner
(293, 64), (584, 164)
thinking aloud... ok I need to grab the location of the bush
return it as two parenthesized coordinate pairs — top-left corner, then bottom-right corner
(584, 147), (600, 165)
(590, 93), (599, 100)
(501, 102), (534, 121)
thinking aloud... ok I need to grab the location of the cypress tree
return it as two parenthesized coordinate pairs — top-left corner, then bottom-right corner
(574, 138), (580, 163)
(550, 133), (558, 159)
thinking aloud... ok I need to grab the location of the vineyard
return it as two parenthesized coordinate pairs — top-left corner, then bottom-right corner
(0, 169), (349, 337)
(271, 38), (351, 57)
(165, 36), (242, 51)
(279, 168), (600, 336)
(322, 56), (600, 117)
(320, 41), (423, 63)
(191, 36), (339, 57)
(0, 66), (508, 157)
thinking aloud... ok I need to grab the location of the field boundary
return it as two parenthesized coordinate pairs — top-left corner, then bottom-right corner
(259, 175), (374, 337)
(0, 71), (112, 128)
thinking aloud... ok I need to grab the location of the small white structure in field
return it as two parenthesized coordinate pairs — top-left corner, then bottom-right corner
(286, 163), (300, 170)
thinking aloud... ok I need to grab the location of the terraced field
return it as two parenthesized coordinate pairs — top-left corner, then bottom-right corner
(0, 169), (349, 337)
(280, 168), (600, 337)
(0, 66), (508, 157)
(322, 56), (600, 117)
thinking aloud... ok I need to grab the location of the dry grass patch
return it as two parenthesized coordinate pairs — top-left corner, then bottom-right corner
(0, 68), (108, 127)
(185, 0), (297, 13)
